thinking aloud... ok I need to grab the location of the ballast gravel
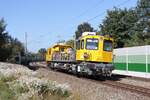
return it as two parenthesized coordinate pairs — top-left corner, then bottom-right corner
(1, 62), (150, 100)
(35, 67), (150, 100)
(117, 77), (150, 89)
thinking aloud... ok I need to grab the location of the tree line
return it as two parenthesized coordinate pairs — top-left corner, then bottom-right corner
(0, 18), (46, 62)
(0, 18), (25, 62)
(66, 0), (150, 48)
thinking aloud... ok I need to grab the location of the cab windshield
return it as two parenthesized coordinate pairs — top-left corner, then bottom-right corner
(103, 40), (113, 52)
(86, 39), (98, 50)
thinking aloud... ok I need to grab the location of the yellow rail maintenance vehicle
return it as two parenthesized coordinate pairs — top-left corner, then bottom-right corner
(46, 44), (75, 70)
(46, 32), (114, 76)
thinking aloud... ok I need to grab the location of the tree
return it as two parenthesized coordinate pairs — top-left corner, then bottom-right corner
(38, 48), (47, 61)
(99, 7), (138, 48)
(10, 38), (25, 56)
(133, 0), (150, 45)
(6, 38), (25, 63)
(0, 18), (25, 62)
(0, 18), (12, 61)
(75, 22), (94, 39)
(0, 18), (9, 48)
(66, 39), (74, 48)
(38, 48), (46, 54)
(100, 0), (150, 48)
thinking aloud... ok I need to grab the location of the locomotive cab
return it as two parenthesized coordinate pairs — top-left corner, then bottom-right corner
(76, 32), (113, 63)
(75, 32), (114, 76)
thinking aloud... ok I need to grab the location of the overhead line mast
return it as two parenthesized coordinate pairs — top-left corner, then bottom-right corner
(25, 32), (28, 54)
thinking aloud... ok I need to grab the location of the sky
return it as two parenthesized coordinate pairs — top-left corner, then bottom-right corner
(0, 0), (138, 52)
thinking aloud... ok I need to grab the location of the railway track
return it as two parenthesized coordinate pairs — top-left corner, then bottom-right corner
(103, 81), (150, 97)
(29, 62), (150, 97)
(85, 78), (150, 97)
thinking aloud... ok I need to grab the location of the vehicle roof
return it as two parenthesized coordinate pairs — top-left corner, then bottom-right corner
(52, 44), (72, 48)
(79, 35), (113, 41)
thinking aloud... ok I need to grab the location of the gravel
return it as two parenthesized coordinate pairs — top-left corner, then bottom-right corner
(35, 66), (150, 100)
(118, 78), (150, 89)
(1, 61), (150, 100)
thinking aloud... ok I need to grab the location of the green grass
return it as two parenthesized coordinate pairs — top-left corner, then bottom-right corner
(14, 83), (29, 94)
(0, 74), (72, 100)
(31, 83), (71, 100)
(0, 79), (16, 100)
(0, 75), (16, 82)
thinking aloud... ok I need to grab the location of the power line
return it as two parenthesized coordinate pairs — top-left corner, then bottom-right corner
(28, 0), (133, 49)
(65, 0), (132, 33)
(56, 0), (133, 41)
(34, 0), (131, 39)
(30, 0), (105, 43)
(86, 0), (131, 22)
(86, 11), (106, 22)
(25, 32), (28, 54)
(63, 0), (132, 37)
(59, 0), (105, 38)
(73, 0), (105, 20)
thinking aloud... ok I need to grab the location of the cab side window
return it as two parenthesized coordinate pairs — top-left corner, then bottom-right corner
(81, 40), (84, 49)
(76, 40), (80, 50)
(49, 49), (51, 55)
(60, 48), (64, 52)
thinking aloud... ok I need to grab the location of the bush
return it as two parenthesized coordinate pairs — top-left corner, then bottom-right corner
(0, 79), (16, 100)
(0, 74), (16, 82)
(0, 63), (72, 100)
